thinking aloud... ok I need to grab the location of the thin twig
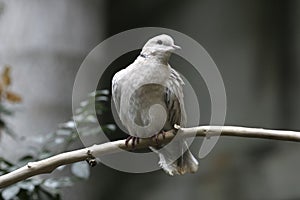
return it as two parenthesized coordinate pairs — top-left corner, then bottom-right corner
(1, 125), (300, 188)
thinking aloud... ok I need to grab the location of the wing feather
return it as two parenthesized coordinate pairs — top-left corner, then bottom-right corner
(111, 69), (125, 113)
(164, 68), (187, 127)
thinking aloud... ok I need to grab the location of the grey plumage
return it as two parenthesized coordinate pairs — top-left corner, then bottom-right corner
(112, 34), (198, 175)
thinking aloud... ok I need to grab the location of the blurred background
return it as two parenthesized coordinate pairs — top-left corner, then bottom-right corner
(0, 0), (300, 199)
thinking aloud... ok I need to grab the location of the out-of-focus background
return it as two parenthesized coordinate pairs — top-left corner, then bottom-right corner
(0, 0), (300, 199)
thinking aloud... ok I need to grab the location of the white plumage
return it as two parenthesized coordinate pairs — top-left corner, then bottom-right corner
(112, 34), (198, 175)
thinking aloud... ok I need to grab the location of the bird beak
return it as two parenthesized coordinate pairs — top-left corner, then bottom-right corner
(172, 44), (181, 50)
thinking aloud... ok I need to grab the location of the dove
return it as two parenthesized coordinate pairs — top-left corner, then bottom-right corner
(112, 34), (198, 175)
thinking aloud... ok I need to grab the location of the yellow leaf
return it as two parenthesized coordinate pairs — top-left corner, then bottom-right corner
(0, 82), (3, 96)
(6, 91), (22, 103)
(2, 65), (11, 87)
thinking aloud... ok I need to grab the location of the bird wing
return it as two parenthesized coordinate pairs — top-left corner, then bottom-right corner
(112, 65), (187, 132)
(164, 67), (187, 128)
(111, 69), (125, 114)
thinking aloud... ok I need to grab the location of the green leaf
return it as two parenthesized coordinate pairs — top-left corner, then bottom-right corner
(0, 104), (14, 116)
(94, 89), (109, 96)
(58, 121), (75, 129)
(95, 96), (109, 101)
(54, 137), (64, 144)
(105, 124), (116, 131)
(0, 158), (14, 173)
(17, 181), (35, 192)
(31, 178), (42, 186)
(83, 115), (97, 123)
(71, 161), (90, 179)
(17, 155), (34, 167)
(55, 129), (72, 137)
(43, 179), (60, 189)
(43, 177), (73, 189)
(37, 151), (53, 160)
(0, 157), (14, 167)
(2, 185), (20, 200)
(36, 186), (62, 200)
(19, 155), (34, 162)
(56, 165), (66, 171)
(79, 100), (89, 108)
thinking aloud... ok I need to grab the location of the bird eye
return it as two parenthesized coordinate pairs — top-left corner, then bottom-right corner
(157, 40), (163, 45)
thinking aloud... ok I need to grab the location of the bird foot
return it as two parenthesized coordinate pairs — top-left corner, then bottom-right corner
(151, 131), (166, 145)
(125, 136), (140, 149)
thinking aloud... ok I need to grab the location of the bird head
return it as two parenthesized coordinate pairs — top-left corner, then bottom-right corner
(141, 34), (181, 59)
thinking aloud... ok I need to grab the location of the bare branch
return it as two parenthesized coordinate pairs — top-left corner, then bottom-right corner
(1, 125), (300, 188)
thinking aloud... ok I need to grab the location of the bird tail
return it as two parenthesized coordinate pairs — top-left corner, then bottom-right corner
(150, 141), (199, 175)
(175, 149), (199, 175)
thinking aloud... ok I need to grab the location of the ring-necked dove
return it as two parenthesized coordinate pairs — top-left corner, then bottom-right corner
(112, 34), (198, 175)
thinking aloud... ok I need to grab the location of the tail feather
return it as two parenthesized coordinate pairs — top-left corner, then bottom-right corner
(176, 149), (199, 175)
(150, 141), (199, 176)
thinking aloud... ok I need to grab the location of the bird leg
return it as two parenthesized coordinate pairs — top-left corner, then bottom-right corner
(151, 130), (166, 145)
(125, 136), (140, 149)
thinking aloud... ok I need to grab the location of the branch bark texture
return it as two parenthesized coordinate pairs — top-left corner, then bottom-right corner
(1, 126), (300, 188)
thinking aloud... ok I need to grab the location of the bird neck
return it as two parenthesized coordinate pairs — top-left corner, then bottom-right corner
(140, 50), (171, 65)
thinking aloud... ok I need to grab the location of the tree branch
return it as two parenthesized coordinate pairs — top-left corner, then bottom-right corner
(1, 125), (300, 188)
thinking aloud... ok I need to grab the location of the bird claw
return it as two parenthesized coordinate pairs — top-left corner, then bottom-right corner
(151, 131), (166, 145)
(125, 136), (140, 149)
